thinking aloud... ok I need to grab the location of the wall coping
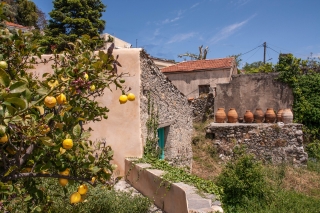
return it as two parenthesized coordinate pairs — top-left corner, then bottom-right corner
(125, 158), (223, 213)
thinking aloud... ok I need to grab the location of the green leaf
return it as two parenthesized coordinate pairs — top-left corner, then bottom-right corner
(9, 81), (27, 93)
(73, 124), (81, 137)
(24, 195), (33, 202)
(39, 137), (55, 146)
(0, 69), (10, 87)
(0, 125), (6, 136)
(4, 97), (27, 110)
(88, 154), (95, 163)
(44, 113), (54, 122)
(89, 166), (101, 174)
(31, 206), (42, 213)
(4, 166), (18, 177)
(36, 87), (49, 95)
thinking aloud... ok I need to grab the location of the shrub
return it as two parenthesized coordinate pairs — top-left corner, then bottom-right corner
(3, 178), (152, 213)
(216, 147), (273, 209)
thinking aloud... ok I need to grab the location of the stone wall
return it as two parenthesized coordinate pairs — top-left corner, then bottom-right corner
(214, 73), (294, 120)
(206, 123), (308, 166)
(140, 51), (193, 168)
(189, 93), (214, 122)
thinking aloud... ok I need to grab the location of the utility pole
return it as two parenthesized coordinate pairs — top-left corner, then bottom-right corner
(263, 42), (266, 64)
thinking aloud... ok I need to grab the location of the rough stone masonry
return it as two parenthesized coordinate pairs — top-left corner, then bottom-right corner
(206, 123), (308, 166)
(139, 50), (193, 169)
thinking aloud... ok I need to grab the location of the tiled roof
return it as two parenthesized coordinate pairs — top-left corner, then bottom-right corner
(161, 57), (234, 73)
(4, 21), (29, 30)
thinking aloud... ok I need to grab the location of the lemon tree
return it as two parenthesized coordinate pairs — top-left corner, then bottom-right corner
(0, 27), (133, 210)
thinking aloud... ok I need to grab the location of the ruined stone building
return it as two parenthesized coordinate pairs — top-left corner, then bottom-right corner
(161, 57), (237, 99)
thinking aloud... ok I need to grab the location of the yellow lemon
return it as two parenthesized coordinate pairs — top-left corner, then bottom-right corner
(59, 178), (68, 187)
(119, 95), (128, 104)
(90, 85), (95, 91)
(70, 192), (81, 204)
(56, 93), (67, 105)
(44, 96), (57, 108)
(62, 139), (73, 150)
(60, 168), (70, 176)
(127, 93), (135, 101)
(84, 73), (89, 80)
(77, 184), (88, 195)
(0, 134), (8, 144)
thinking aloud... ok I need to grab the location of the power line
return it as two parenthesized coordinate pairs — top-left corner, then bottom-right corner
(239, 43), (264, 56)
(267, 46), (280, 54)
(242, 46), (263, 64)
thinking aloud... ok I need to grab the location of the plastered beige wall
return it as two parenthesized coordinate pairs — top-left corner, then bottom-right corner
(164, 68), (232, 98)
(29, 48), (143, 176)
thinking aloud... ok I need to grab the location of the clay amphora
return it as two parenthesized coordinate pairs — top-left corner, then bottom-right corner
(277, 109), (284, 122)
(227, 108), (238, 123)
(244, 110), (254, 123)
(265, 108), (276, 123)
(254, 108), (264, 123)
(215, 108), (226, 123)
(282, 108), (293, 124)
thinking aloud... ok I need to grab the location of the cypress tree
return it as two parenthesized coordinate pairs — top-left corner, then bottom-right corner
(42, 0), (106, 52)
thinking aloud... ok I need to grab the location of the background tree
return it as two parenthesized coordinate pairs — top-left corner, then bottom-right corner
(1, 0), (17, 23)
(242, 61), (274, 74)
(178, 45), (209, 60)
(42, 0), (106, 52)
(15, 0), (38, 27)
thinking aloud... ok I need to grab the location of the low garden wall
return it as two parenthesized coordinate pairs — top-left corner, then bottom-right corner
(206, 123), (308, 166)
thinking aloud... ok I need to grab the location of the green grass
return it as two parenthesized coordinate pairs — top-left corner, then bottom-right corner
(227, 189), (320, 213)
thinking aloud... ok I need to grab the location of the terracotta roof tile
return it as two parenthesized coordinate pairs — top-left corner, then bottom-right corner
(5, 21), (28, 29)
(161, 57), (234, 73)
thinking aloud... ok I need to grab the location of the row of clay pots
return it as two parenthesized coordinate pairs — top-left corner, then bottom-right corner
(215, 108), (293, 124)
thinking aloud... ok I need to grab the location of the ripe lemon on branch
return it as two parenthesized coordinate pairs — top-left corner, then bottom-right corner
(78, 184), (88, 195)
(127, 93), (135, 101)
(44, 96), (57, 108)
(119, 95), (128, 104)
(70, 192), (81, 204)
(62, 139), (73, 150)
(56, 93), (67, 104)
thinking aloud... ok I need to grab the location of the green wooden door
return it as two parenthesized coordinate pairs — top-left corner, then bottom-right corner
(157, 128), (165, 159)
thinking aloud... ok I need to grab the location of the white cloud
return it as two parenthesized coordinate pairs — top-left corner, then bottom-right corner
(190, 3), (200, 8)
(230, 0), (251, 6)
(210, 15), (256, 44)
(160, 10), (184, 25)
(167, 32), (196, 44)
(162, 16), (181, 24)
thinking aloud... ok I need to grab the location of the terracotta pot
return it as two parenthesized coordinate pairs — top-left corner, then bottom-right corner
(265, 108), (276, 123)
(254, 108), (264, 123)
(244, 110), (254, 123)
(227, 108), (238, 123)
(277, 109), (284, 122)
(282, 108), (293, 124)
(215, 108), (226, 123)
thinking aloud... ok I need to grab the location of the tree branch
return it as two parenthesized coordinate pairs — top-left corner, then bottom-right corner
(19, 143), (35, 167)
(2, 173), (96, 186)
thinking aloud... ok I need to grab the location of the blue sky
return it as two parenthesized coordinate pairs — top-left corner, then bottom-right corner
(33, 0), (320, 67)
